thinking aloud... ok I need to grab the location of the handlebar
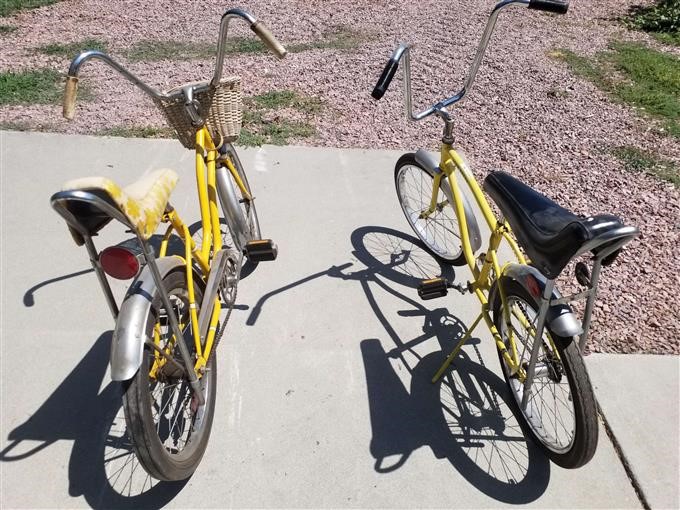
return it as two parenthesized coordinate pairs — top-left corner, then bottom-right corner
(63, 8), (287, 120)
(371, 0), (568, 121)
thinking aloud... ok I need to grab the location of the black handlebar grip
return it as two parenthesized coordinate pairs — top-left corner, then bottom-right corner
(371, 58), (399, 100)
(528, 0), (569, 14)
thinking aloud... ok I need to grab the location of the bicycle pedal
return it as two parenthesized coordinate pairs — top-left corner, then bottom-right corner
(418, 278), (449, 300)
(245, 239), (278, 262)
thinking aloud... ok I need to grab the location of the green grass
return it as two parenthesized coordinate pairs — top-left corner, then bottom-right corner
(126, 41), (213, 62)
(0, 120), (55, 131)
(0, 68), (63, 105)
(653, 31), (680, 46)
(37, 38), (107, 58)
(611, 146), (679, 187)
(126, 27), (369, 62)
(0, 24), (17, 34)
(553, 42), (680, 137)
(0, 0), (60, 17)
(99, 125), (175, 138)
(238, 89), (321, 146)
(248, 90), (324, 113)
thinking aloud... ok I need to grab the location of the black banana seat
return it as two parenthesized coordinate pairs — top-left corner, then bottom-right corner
(483, 171), (637, 279)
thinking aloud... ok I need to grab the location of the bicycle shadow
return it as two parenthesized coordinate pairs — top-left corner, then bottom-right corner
(0, 332), (188, 509)
(341, 226), (550, 503)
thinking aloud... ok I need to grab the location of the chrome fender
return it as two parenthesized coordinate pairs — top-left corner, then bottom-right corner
(414, 149), (482, 255)
(216, 164), (249, 252)
(110, 256), (184, 381)
(489, 263), (583, 338)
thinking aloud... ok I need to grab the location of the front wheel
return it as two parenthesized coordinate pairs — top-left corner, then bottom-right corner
(394, 153), (465, 265)
(216, 144), (261, 256)
(122, 270), (217, 481)
(492, 278), (598, 469)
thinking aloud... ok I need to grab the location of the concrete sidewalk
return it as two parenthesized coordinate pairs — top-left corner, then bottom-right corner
(1, 131), (677, 509)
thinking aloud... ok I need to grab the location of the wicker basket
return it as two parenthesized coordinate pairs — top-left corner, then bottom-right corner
(154, 77), (242, 149)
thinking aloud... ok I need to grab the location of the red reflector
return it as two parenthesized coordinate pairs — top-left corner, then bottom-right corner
(526, 274), (541, 298)
(100, 246), (140, 280)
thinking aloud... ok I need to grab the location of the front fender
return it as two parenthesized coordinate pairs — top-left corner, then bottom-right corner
(490, 263), (583, 338)
(110, 256), (185, 381)
(415, 149), (482, 255)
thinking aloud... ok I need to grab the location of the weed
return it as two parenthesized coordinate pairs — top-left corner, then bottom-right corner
(125, 27), (369, 62)
(0, 24), (17, 34)
(0, 0), (60, 17)
(125, 38), (267, 61)
(624, 0), (679, 35)
(611, 146), (679, 187)
(0, 68), (63, 105)
(552, 42), (680, 137)
(239, 90), (321, 146)
(248, 90), (324, 113)
(38, 38), (107, 58)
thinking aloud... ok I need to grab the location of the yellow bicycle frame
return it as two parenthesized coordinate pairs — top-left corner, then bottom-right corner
(151, 126), (250, 378)
(429, 143), (533, 383)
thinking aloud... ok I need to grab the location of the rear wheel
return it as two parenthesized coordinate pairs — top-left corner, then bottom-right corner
(394, 153), (465, 265)
(122, 270), (216, 481)
(492, 278), (598, 468)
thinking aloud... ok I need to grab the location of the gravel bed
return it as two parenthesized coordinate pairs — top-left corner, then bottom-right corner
(1, 0), (678, 354)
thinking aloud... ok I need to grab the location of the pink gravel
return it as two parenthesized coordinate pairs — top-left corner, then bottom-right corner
(1, 0), (678, 354)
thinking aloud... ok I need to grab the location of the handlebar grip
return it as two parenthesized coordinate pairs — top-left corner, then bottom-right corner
(528, 0), (569, 14)
(63, 76), (79, 120)
(371, 58), (399, 100)
(250, 21), (287, 59)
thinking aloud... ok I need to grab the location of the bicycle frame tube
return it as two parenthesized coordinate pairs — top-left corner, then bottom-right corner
(428, 144), (529, 378)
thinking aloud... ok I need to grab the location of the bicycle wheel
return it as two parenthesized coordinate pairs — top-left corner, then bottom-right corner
(217, 143), (261, 255)
(122, 270), (216, 481)
(394, 153), (465, 265)
(492, 278), (598, 469)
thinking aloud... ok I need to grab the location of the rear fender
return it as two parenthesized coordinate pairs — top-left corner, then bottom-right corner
(489, 263), (583, 338)
(110, 256), (185, 381)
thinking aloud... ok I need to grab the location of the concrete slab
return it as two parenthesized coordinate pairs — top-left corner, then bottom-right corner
(0, 131), (662, 508)
(588, 354), (680, 510)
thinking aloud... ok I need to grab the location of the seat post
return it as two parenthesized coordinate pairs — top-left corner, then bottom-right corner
(521, 278), (555, 409)
(578, 258), (602, 352)
(83, 236), (119, 319)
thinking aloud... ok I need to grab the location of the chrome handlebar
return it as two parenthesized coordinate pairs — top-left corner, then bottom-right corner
(373, 0), (568, 122)
(63, 8), (286, 119)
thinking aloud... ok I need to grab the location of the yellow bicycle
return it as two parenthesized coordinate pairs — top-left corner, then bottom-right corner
(51, 8), (286, 480)
(372, 0), (639, 468)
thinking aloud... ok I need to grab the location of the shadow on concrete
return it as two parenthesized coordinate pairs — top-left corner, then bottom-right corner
(346, 226), (550, 504)
(0, 332), (187, 509)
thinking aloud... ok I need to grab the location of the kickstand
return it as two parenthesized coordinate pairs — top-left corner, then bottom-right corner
(431, 312), (484, 383)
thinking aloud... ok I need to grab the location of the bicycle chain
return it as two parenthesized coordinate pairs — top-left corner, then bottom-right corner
(210, 250), (242, 354)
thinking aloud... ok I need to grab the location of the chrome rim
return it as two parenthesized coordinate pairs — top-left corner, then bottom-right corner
(397, 164), (462, 261)
(500, 296), (576, 454)
(149, 290), (211, 459)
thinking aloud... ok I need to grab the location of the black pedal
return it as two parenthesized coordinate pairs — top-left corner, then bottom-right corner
(418, 277), (449, 300)
(245, 239), (278, 262)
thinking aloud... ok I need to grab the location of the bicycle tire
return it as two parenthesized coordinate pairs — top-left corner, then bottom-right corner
(394, 153), (465, 265)
(122, 270), (217, 481)
(217, 143), (261, 257)
(492, 277), (598, 468)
